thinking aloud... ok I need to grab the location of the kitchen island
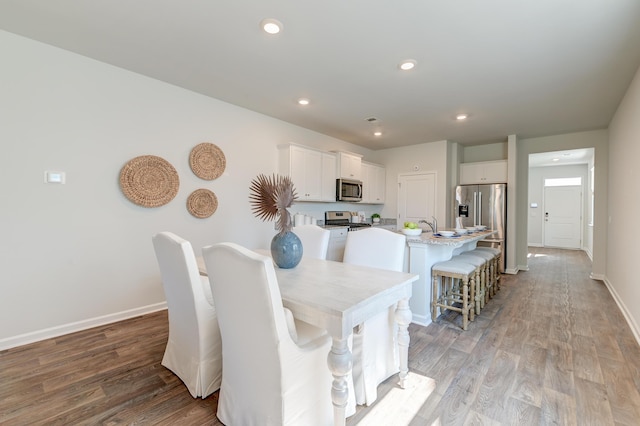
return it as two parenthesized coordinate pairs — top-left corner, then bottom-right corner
(404, 230), (496, 326)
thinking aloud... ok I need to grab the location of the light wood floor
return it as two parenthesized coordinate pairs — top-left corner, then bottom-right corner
(2, 247), (640, 425)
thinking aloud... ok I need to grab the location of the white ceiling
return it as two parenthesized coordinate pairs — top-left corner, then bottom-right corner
(1, 1), (640, 150)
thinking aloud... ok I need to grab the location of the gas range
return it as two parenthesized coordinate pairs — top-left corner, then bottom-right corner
(324, 211), (372, 232)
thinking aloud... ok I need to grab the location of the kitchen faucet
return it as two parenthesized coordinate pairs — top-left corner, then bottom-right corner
(419, 216), (438, 234)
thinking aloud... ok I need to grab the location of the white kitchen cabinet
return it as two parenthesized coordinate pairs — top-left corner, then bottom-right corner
(459, 160), (507, 184)
(320, 152), (337, 202)
(336, 152), (362, 180)
(279, 144), (329, 202)
(361, 162), (372, 203)
(326, 227), (348, 261)
(361, 161), (385, 204)
(370, 163), (385, 204)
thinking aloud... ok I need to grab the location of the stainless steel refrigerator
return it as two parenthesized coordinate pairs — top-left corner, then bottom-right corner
(454, 184), (507, 272)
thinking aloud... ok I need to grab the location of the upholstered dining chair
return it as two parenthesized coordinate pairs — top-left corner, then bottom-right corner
(293, 224), (331, 259)
(151, 232), (222, 398)
(202, 242), (333, 426)
(342, 227), (406, 406)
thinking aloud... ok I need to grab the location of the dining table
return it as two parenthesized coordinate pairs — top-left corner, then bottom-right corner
(197, 251), (418, 426)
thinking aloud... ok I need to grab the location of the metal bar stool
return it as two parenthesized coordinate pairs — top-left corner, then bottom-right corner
(452, 253), (488, 315)
(431, 260), (476, 330)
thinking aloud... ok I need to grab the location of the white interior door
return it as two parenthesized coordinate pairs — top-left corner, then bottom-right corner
(398, 173), (436, 231)
(544, 186), (582, 249)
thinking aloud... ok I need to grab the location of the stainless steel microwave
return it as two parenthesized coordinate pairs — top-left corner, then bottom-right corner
(336, 178), (362, 202)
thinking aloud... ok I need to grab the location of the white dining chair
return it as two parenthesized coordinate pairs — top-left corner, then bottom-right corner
(202, 242), (333, 425)
(151, 231), (222, 398)
(293, 224), (331, 260)
(342, 227), (406, 406)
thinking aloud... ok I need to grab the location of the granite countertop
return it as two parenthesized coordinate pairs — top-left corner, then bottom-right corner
(321, 218), (396, 229)
(371, 221), (396, 226)
(321, 225), (350, 229)
(403, 230), (496, 246)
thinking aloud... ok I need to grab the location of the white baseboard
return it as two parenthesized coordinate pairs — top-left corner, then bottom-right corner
(584, 247), (593, 261)
(528, 243), (543, 247)
(602, 277), (640, 347)
(505, 266), (521, 274)
(590, 272), (605, 281)
(0, 302), (168, 351)
(411, 313), (432, 327)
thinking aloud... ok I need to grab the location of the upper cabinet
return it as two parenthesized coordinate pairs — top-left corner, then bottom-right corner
(320, 152), (337, 202)
(361, 162), (386, 204)
(336, 151), (363, 180)
(459, 160), (507, 185)
(279, 144), (336, 202)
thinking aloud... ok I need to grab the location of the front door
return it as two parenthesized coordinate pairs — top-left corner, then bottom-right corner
(544, 186), (582, 249)
(398, 172), (436, 231)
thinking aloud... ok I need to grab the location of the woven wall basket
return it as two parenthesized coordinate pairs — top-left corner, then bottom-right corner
(119, 155), (179, 208)
(187, 188), (218, 218)
(189, 142), (226, 180)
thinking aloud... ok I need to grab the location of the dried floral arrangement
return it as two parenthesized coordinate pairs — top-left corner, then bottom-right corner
(249, 174), (298, 235)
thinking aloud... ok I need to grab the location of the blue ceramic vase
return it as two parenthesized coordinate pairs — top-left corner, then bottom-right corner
(270, 231), (303, 269)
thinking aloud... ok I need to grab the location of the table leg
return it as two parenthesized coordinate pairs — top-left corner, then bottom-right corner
(327, 336), (351, 426)
(395, 298), (412, 388)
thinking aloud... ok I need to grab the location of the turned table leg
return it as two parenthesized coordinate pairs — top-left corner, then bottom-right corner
(395, 298), (412, 388)
(327, 336), (351, 426)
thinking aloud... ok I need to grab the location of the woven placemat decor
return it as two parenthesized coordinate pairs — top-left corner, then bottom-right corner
(189, 142), (226, 180)
(119, 155), (179, 208)
(187, 188), (218, 218)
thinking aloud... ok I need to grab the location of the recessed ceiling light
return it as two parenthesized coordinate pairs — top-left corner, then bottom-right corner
(552, 158), (560, 162)
(374, 131), (382, 137)
(297, 98), (310, 106)
(456, 114), (468, 121)
(260, 18), (283, 34)
(399, 59), (417, 71)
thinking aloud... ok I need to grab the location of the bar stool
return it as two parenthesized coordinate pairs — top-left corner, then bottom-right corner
(452, 253), (487, 315)
(431, 260), (476, 330)
(474, 247), (501, 292)
(465, 249), (497, 301)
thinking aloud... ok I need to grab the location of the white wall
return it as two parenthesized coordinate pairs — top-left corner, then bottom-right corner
(527, 164), (589, 250)
(368, 140), (449, 226)
(0, 31), (371, 347)
(585, 156), (595, 259)
(462, 142), (507, 163)
(608, 63), (640, 339)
